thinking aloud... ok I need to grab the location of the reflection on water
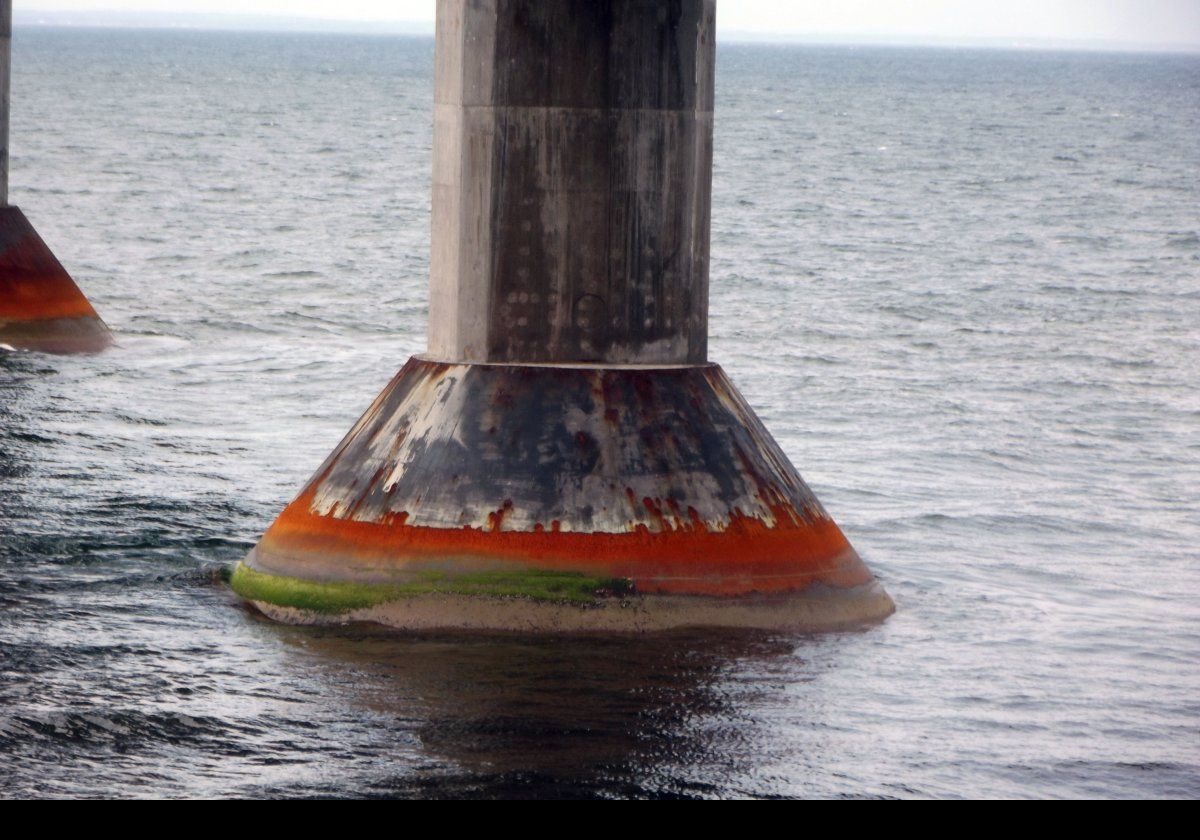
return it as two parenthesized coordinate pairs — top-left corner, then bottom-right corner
(268, 622), (800, 798)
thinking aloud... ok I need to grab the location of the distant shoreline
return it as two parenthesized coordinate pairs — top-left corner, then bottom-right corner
(14, 11), (1200, 56)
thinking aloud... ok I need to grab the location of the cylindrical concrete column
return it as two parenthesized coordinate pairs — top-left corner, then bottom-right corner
(1, 0), (12, 207)
(429, 0), (714, 364)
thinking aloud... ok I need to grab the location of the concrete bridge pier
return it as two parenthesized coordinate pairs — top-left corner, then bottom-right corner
(0, 0), (112, 353)
(233, 0), (893, 631)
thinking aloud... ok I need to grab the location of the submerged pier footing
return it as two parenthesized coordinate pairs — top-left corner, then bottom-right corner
(0, 206), (112, 353)
(234, 0), (893, 631)
(0, 4), (111, 353)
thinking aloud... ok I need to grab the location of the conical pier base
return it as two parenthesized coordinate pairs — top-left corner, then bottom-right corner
(0, 206), (113, 353)
(234, 356), (893, 632)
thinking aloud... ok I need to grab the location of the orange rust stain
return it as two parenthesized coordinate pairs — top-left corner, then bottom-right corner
(382, 511), (410, 527)
(257, 485), (872, 597)
(0, 270), (100, 321)
(641, 496), (672, 532)
(0, 214), (100, 322)
(485, 499), (514, 532)
(665, 497), (687, 531)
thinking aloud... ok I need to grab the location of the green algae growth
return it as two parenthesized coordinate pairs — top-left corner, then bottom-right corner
(229, 563), (634, 614)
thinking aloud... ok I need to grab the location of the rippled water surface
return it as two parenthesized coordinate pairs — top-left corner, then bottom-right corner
(2, 30), (1198, 798)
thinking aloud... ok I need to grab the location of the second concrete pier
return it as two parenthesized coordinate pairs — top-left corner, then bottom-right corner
(0, 1), (112, 353)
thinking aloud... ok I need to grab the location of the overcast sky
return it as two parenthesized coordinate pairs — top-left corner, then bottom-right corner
(17, 1), (1200, 50)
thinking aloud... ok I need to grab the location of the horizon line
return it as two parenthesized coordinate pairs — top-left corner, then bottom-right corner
(14, 10), (1200, 56)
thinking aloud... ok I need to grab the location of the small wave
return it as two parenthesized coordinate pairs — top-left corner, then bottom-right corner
(0, 709), (248, 752)
(262, 270), (323, 279)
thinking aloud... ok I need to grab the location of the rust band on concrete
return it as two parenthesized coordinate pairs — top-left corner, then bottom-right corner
(237, 357), (893, 629)
(0, 206), (113, 353)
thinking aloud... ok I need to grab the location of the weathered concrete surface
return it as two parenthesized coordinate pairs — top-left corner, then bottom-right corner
(0, 205), (113, 353)
(1, 2), (11, 207)
(242, 585), (895, 634)
(429, 0), (715, 364)
(240, 357), (890, 610)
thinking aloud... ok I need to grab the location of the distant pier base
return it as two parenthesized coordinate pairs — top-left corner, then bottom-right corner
(0, 2), (112, 354)
(236, 0), (893, 632)
(0, 206), (113, 353)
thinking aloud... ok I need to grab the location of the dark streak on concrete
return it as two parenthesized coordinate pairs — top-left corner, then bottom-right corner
(430, 0), (715, 365)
